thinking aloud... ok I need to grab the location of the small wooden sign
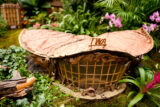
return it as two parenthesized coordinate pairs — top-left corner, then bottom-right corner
(89, 38), (106, 47)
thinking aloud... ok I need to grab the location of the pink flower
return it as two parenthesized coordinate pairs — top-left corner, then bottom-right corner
(156, 17), (160, 23)
(104, 12), (122, 29)
(33, 25), (36, 28)
(117, 22), (122, 28)
(153, 11), (159, 18)
(144, 72), (160, 93)
(33, 23), (40, 28)
(157, 73), (160, 82)
(117, 17), (122, 21)
(113, 19), (122, 28)
(36, 23), (40, 27)
(149, 24), (157, 31)
(105, 13), (110, 19)
(52, 22), (58, 27)
(110, 14), (116, 19)
(142, 24), (148, 30)
(149, 15), (155, 21)
(142, 24), (150, 33)
(146, 82), (155, 89)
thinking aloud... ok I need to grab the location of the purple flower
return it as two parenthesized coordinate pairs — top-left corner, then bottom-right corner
(115, 20), (122, 28)
(149, 15), (155, 21)
(149, 24), (157, 31)
(105, 13), (110, 19)
(104, 12), (122, 29)
(156, 17), (160, 23)
(153, 11), (159, 18)
(110, 14), (116, 19)
(117, 23), (122, 28)
(111, 18), (122, 28)
(117, 17), (122, 21)
(142, 24), (148, 30)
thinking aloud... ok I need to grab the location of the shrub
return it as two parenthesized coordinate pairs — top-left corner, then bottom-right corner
(0, 16), (8, 37)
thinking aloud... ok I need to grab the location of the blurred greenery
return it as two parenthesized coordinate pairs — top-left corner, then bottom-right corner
(0, 29), (22, 49)
(0, 16), (8, 37)
(0, 0), (18, 5)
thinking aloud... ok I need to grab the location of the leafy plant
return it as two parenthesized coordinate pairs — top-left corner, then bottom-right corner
(0, 16), (8, 37)
(119, 67), (160, 107)
(29, 12), (47, 24)
(54, 0), (160, 36)
(0, 46), (70, 107)
(0, 0), (5, 5)
(53, 0), (109, 36)
(14, 73), (70, 107)
(0, 0), (18, 5)
(18, 0), (51, 17)
(142, 11), (160, 49)
(0, 46), (29, 80)
(95, 0), (160, 29)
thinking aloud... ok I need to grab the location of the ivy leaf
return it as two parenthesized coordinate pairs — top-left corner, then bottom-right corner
(37, 93), (46, 107)
(16, 98), (29, 107)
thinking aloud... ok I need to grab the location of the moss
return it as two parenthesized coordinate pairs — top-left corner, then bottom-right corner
(65, 93), (128, 107)
(0, 29), (22, 49)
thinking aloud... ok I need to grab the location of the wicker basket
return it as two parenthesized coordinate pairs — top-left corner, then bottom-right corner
(1, 3), (22, 29)
(57, 52), (131, 91)
(50, 0), (62, 12)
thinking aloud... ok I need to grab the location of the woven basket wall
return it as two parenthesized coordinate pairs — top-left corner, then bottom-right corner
(1, 3), (22, 29)
(57, 52), (131, 91)
(50, 0), (62, 12)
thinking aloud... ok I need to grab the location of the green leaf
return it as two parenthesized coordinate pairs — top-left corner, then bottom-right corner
(122, 75), (136, 80)
(139, 67), (145, 86)
(119, 79), (140, 89)
(41, 2), (51, 8)
(143, 55), (149, 61)
(16, 98), (29, 106)
(149, 92), (160, 99)
(128, 92), (144, 107)
(148, 96), (160, 107)
(37, 93), (46, 107)
(127, 91), (136, 99)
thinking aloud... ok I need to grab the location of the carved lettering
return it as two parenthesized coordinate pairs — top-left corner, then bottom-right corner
(89, 38), (106, 47)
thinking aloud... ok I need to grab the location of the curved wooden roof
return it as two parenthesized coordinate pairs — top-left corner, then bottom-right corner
(19, 28), (153, 58)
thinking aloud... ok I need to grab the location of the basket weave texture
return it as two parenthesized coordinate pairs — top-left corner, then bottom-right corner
(58, 52), (131, 90)
(1, 3), (22, 28)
